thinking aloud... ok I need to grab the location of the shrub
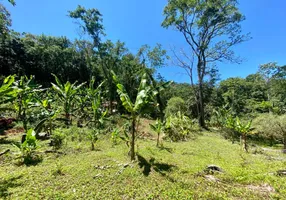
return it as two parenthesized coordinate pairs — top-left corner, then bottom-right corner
(14, 129), (41, 165)
(110, 128), (120, 146)
(165, 97), (187, 118)
(51, 130), (66, 150)
(252, 114), (286, 149)
(164, 111), (199, 142)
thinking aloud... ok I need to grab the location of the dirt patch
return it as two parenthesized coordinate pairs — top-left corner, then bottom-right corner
(137, 118), (156, 139)
(2, 127), (25, 136)
(247, 184), (275, 194)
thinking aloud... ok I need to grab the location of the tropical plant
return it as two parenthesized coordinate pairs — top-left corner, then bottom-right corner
(211, 105), (231, 128)
(234, 117), (253, 152)
(87, 78), (106, 127)
(113, 71), (151, 160)
(253, 114), (286, 151)
(34, 98), (61, 136)
(149, 119), (163, 147)
(50, 130), (66, 150)
(88, 130), (99, 151)
(0, 75), (16, 104)
(164, 111), (199, 142)
(165, 97), (187, 118)
(51, 74), (85, 125)
(14, 128), (40, 164)
(12, 76), (42, 131)
(110, 128), (120, 146)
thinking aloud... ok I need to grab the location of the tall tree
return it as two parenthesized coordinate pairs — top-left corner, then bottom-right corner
(68, 5), (104, 48)
(259, 62), (286, 114)
(162, 0), (249, 128)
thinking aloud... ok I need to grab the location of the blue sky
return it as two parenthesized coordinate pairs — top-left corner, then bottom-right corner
(4, 0), (286, 83)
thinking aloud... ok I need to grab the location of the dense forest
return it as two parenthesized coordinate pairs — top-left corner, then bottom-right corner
(1, 0), (286, 199)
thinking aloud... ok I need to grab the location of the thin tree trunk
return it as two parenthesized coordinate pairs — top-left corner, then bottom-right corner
(283, 132), (286, 153)
(157, 132), (160, 147)
(198, 80), (206, 128)
(243, 134), (248, 152)
(130, 116), (136, 161)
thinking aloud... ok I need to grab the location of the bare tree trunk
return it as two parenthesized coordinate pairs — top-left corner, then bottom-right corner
(130, 116), (136, 161)
(198, 79), (206, 128)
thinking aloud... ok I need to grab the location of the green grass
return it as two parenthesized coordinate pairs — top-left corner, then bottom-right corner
(1, 128), (286, 199)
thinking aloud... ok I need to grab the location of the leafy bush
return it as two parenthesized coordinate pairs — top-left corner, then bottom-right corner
(221, 114), (239, 143)
(14, 129), (41, 164)
(88, 129), (99, 150)
(252, 114), (286, 149)
(164, 111), (199, 142)
(50, 130), (66, 150)
(165, 97), (187, 118)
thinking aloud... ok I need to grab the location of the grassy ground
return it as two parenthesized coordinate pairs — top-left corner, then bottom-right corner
(0, 124), (286, 199)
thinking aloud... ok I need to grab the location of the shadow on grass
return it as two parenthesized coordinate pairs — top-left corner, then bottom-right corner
(0, 175), (23, 198)
(137, 154), (176, 180)
(0, 137), (16, 145)
(158, 146), (174, 153)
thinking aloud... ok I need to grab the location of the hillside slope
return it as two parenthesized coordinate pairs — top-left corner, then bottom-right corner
(1, 131), (286, 199)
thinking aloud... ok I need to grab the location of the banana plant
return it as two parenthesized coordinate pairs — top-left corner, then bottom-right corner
(147, 71), (173, 123)
(12, 76), (42, 131)
(149, 119), (163, 147)
(34, 98), (61, 136)
(51, 74), (85, 125)
(235, 117), (253, 152)
(13, 128), (39, 164)
(87, 77), (106, 127)
(224, 113), (237, 143)
(0, 75), (16, 106)
(85, 77), (107, 150)
(113, 71), (151, 160)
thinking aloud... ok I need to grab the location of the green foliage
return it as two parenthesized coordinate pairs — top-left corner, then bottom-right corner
(51, 130), (66, 150)
(68, 5), (104, 47)
(88, 129), (101, 151)
(8, 0), (16, 6)
(0, 75), (16, 106)
(34, 98), (61, 135)
(0, 3), (12, 36)
(110, 128), (120, 146)
(253, 114), (286, 148)
(51, 74), (85, 125)
(211, 105), (231, 127)
(165, 97), (187, 118)
(113, 71), (152, 160)
(164, 111), (199, 142)
(234, 117), (252, 136)
(149, 119), (163, 146)
(12, 75), (42, 131)
(162, 0), (249, 127)
(2, 132), (286, 199)
(14, 129), (40, 164)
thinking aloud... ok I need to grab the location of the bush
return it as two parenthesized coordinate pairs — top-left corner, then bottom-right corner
(164, 111), (200, 142)
(165, 97), (187, 118)
(252, 114), (286, 148)
(14, 129), (41, 165)
(51, 130), (66, 150)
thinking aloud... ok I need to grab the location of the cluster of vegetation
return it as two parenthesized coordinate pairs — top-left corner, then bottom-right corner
(1, 0), (286, 198)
